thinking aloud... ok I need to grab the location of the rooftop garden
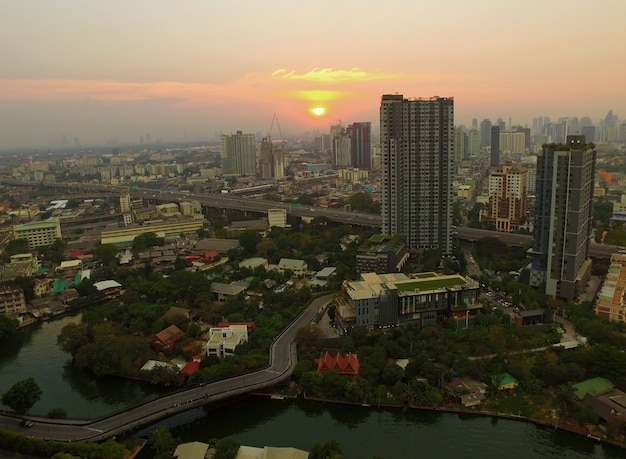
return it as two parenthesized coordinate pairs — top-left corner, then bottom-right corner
(395, 275), (466, 292)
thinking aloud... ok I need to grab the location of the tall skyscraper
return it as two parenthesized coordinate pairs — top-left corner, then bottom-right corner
(480, 119), (492, 149)
(380, 94), (454, 254)
(490, 125), (500, 167)
(346, 122), (372, 169)
(530, 135), (596, 302)
(221, 131), (256, 175)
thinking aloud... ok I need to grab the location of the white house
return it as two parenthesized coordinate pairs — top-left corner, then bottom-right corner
(206, 325), (248, 359)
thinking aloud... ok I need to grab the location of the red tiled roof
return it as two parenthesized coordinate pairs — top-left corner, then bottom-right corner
(181, 361), (200, 376)
(316, 350), (359, 375)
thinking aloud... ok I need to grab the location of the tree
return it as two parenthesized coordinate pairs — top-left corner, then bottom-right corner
(0, 314), (19, 341)
(310, 439), (344, 459)
(94, 243), (119, 265)
(1, 377), (42, 414)
(214, 437), (241, 459)
(148, 426), (178, 459)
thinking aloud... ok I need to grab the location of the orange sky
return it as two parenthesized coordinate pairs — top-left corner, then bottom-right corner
(1, 1), (625, 148)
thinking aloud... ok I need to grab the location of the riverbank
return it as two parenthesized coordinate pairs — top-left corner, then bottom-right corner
(254, 390), (625, 451)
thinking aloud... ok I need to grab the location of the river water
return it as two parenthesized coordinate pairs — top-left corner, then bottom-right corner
(1, 315), (624, 458)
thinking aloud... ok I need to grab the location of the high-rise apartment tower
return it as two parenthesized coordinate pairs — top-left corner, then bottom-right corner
(380, 94), (454, 254)
(530, 135), (596, 302)
(221, 131), (256, 176)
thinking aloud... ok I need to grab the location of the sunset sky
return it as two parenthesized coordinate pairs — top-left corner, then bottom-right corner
(1, 0), (625, 149)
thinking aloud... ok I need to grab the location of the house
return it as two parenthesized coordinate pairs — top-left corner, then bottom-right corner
(311, 267), (337, 287)
(316, 350), (359, 376)
(56, 259), (83, 277)
(210, 281), (249, 302)
(446, 377), (488, 407)
(59, 288), (80, 303)
(152, 325), (185, 352)
(582, 388), (626, 423)
(174, 441), (210, 459)
(206, 325), (248, 359)
(181, 361), (200, 378)
(572, 377), (615, 400)
(492, 372), (518, 390)
(93, 280), (123, 299)
(240, 257), (269, 270)
(277, 258), (308, 275)
(236, 446), (310, 459)
(218, 321), (255, 333)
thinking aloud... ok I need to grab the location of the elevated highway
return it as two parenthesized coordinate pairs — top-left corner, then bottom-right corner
(2, 179), (617, 259)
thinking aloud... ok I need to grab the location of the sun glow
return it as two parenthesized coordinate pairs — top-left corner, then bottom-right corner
(312, 107), (326, 116)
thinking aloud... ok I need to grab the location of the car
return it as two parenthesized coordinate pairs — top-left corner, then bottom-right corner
(20, 420), (34, 428)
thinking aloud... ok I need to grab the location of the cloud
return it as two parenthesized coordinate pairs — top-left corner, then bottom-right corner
(270, 67), (434, 84)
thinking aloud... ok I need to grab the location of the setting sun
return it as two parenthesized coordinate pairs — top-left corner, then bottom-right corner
(312, 107), (326, 116)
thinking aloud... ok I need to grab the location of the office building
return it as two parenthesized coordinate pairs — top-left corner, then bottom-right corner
(221, 131), (256, 175)
(529, 135), (595, 302)
(490, 126), (500, 167)
(346, 122), (372, 169)
(483, 162), (528, 232)
(380, 94), (454, 254)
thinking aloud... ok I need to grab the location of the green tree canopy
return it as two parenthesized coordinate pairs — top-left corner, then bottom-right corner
(0, 314), (19, 341)
(1, 377), (42, 414)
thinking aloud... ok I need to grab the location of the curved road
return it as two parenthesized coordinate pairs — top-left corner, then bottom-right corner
(0, 294), (333, 442)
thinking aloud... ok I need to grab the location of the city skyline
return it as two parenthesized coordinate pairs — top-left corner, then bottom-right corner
(1, 0), (625, 149)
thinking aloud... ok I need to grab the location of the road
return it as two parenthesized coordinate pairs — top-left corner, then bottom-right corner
(0, 294), (333, 442)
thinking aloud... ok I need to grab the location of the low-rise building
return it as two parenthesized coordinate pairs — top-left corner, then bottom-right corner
(277, 258), (307, 275)
(356, 234), (409, 274)
(341, 272), (480, 329)
(0, 287), (26, 317)
(13, 219), (62, 249)
(152, 325), (185, 352)
(93, 280), (123, 299)
(316, 349), (359, 376)
(210, 281), (249, 302)
(206, 325), (248, 359)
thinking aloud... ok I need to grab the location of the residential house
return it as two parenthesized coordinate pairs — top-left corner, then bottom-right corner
(206, 325), (248, 359)
(492, 372), (519, 390)
(173, 441), (209, 459)
(152, 324), (185, 352)
(210, 281), (249, 302)
(93, 280), (123, 299)
(277, 258), (308, 275)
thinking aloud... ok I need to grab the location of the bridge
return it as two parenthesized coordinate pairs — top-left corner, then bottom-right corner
(0, 295), (331, 442)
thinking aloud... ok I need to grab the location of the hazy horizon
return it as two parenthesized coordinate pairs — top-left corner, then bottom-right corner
(1, 0), (625, 150)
